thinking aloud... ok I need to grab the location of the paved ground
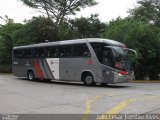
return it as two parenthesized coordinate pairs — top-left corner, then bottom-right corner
(0, 73), (160, 119)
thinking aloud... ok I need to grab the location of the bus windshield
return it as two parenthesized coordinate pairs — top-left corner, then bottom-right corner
(91, 43), (133, 71)
(111, 46), (132, 71)
(102, 46), (132, 71)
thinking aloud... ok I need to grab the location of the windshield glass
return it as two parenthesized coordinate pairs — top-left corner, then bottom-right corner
(111, 46), (132, 71)
(90, 43), (132, 71)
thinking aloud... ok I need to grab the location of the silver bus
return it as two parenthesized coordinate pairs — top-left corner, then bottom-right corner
(12, 38), (136, 85)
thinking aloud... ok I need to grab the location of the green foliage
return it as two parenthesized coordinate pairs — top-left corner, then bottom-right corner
(69, 14), (105, 38)
(12, 17), (56, 46)
(128, 0), (160, 79)
(0, 23), (23, 65)
(129, 0), (160, 25)
(12, 15), (104, 46)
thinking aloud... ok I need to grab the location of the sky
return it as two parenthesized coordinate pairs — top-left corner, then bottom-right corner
(0, 0), (138, 24)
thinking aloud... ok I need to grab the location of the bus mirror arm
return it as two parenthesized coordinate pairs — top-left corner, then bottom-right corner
(104, 46), (137, 57)
(124, 48), (137, 57)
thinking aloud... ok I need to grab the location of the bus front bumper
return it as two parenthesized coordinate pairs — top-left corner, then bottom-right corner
(113, 71), (135, 83)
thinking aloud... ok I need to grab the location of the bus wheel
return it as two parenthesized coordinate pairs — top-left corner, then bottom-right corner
(83, 74), (95, 86)
(27, 71), (34, 81)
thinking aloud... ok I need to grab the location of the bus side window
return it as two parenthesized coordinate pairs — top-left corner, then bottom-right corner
(45, 48), (51, 57)
(24, 49), (32, 58)
(90, 43), (103, 63)
(34, 48), (38, 57)
(59, 45), (72, 58)
(39, 48), (45, 57)
(73, 44), (91, 57)
(14, 50), (24, 58)
(51, 47), (58, 58)
(34, 48), (44, 58)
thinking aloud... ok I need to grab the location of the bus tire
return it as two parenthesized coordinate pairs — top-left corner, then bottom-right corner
(83, 73), (95, 86)
(27, 70), (35, 81)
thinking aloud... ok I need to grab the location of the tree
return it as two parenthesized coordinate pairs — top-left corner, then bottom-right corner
(69, 14), (105, 38)
(20, 0), (97, 26)
(129, 0), (160, 26)
(12, 16), (57, 46)
(12, 16), (78, 46)
(12, 15), (105, 45)
(0, 23), (23, 66)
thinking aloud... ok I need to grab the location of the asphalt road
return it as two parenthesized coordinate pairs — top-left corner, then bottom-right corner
(0, 73), (160, 120)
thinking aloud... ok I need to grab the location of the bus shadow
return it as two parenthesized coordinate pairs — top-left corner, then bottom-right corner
(96, 84), (130, 88)
(17, 77), (130, 88)
(17, 77), (53, 84)
(51, 81), (130, 88)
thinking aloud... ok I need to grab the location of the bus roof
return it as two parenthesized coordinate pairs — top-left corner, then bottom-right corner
(13, 38), (125, 49)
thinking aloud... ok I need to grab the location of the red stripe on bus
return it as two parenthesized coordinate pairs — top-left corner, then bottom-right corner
(34, 60), (44, 80)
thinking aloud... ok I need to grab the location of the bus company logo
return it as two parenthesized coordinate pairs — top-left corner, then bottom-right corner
(50, 60), (54, 65)
(50, 60), (59, 65)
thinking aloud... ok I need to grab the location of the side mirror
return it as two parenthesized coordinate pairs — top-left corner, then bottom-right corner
(123, 48), (137, 58)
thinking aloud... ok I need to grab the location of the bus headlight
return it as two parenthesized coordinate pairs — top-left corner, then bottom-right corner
(118, 73), (123, 77)
(106, 71), (110, 75)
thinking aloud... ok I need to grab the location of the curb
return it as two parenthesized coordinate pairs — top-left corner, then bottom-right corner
(132, 80), (160, 83)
